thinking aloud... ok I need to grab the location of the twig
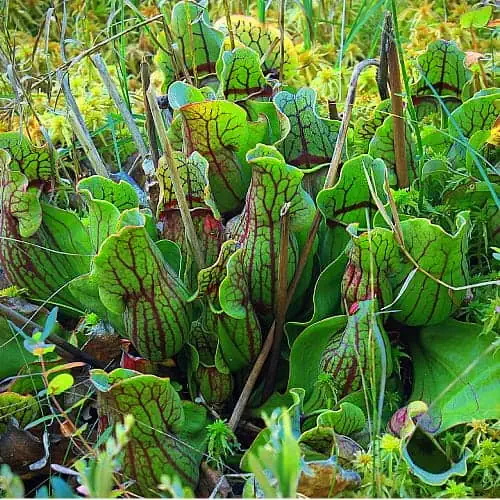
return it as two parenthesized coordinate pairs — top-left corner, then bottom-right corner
(91, 54), (149, 160)
(146, 84), (206, 270)
(0, 303), (106, 369)
(228, 59), (379, 431)
(385, 13), (408, 188)
(141, 58), (160, 171)
(57, 70), (109, 178)
(263, 203), (290, 400)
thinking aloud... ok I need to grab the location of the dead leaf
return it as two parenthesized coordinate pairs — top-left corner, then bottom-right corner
(297, 458), (360, 497)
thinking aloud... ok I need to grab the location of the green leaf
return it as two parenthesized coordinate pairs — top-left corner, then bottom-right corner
(341, 226), (398, 313)
(240, 100), (290, 145)
(287, 301), (392, 411)
(368, 115), (418, 184)
(273, 88), (341, 171)
(174, 100), (256, 214)
(317, 154), (386, 265)
(450, 91), (500, 140)
(193, 240), (261, 372)
(47, 373), (74, 396)
(421, 125), (453, 156)
(421, 159), (450, 203)
(466, 130), (498, 174)
(287, 315), (346, 411)
(187, 323), (234, 404)
(0, 132), (54, 181)
(68, 273), (125, 331)
(285, 252), (347, 344)
(155, 2), (224, 90)
(216, 15), (298, 79)
(0, 152), (42, 238)
(315, 402), (366, 436)
(168, 82), (206, 110)
(221, 144), (316, 322)
(89, 368), (138, 392)
(91, 370), (208, 495)
(240, 388), (304, 472)
(460, 6), (492, 28)
(92, 224), (191, 361)
(408, 319), (500, 433)
(0, 316), (37, 379)
(77, 175), (139, 211)
(0, 392), (40, 433)
(353, 100), (391, 154)
(413, 40), (472, 100)
(318, 301), (392, 400)
(156, 151), (222, 282)
(216, 47), (270, 102)
(343, 212), (471, 326)
(0, 155), (92, 311)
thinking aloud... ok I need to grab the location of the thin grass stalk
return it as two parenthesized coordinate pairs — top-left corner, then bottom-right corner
(117, 0), (132, 111)
(302, 0), (314, 50)
(262, 203), (291, 400)
(182, 0), (198, 86)
(146, 84), (206, 271)
(91, 54), (148, 160)
(223, 0), (236, 50)
(257, 0), (266, 23)
(57, 70), (109, 178)
(279, 0), (286, 82)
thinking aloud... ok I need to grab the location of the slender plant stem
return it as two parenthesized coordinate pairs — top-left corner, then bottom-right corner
(57, 70), (109, 178)
(0, 303), (106, 369)
(141, 58), (160, 171)
(257, 0), (266, 23)
(263, 203), (290, 400)
(223, 0), (236, 50)
(279, 0), (286, 82)
(229, 324), (275, 431)
(184, 0), (199, 86)
(146, 84), (206, 270)
(92, 54), (148, 160)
